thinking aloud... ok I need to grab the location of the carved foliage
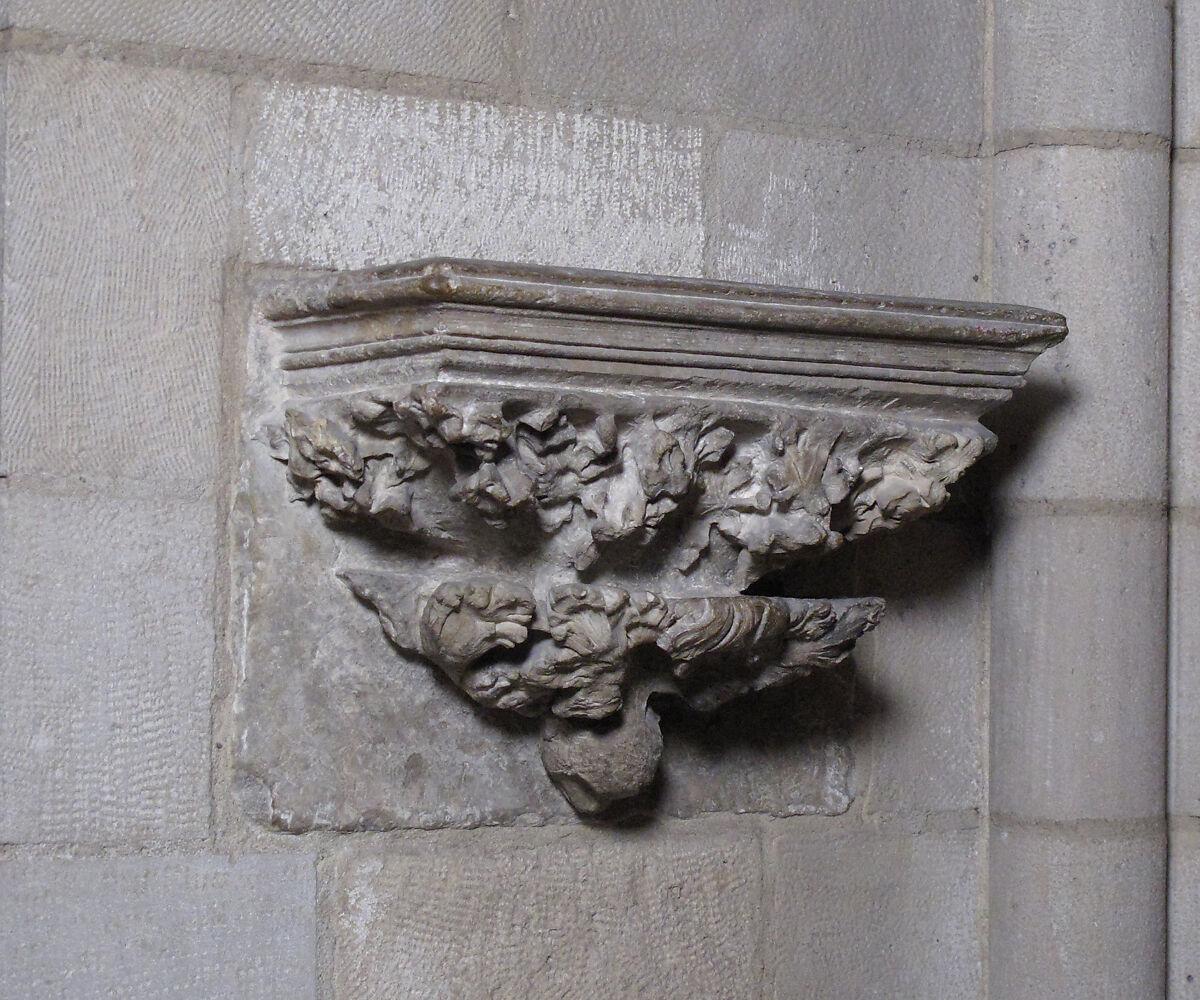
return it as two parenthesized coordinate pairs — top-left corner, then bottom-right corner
(283, 384), (991, 584)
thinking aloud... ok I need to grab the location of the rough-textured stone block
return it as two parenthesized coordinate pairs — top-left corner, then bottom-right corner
(2, 53), (228, 482)
(1172, 826), (1200, 997)
(244, 82), (702, 273)
(991, 824), (1166, 1000)
(1172, 519), (1200, 818)
(991, 146), (1168, 504)
(990, 510), (1166, 823)
(1180, 1), (1200, 148)
(994, 0), (1170, 142)
(0, 484), (215, 843)
(705, 130), (985, 300)
(853, 519), (986, 817)
(768, 827), (981, 998)
(518, 0), (983, 151)
(325, 829), (759, 999)
(1173, 162), (1200, 509)
(0, 854), (315, 998)
(10, 0), (506, 85)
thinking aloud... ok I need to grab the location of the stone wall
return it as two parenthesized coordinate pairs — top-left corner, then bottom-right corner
(0, 3), (1178, 997)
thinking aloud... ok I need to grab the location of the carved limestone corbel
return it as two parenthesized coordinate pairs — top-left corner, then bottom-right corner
(255, 257), (1065, 814)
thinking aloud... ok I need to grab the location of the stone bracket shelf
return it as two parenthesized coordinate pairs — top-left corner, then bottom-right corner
(249, 257), (1066, 816)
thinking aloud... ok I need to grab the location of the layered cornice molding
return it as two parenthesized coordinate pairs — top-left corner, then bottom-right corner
(258, 257), (1065, 815)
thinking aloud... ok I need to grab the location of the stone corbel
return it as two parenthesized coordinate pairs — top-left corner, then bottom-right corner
(259, 258), (1065, 815)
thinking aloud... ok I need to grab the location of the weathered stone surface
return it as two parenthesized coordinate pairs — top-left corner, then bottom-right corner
(853, 519), (986, 817)
(994, 0), (1170, 142)
(990, 509), (1166, 824)
(0, 854), (316, 998)
(243, 82), (702, 274)
(991, 145), (1168, 504)
(325, 828), (759, 999)
(11, 0), (506, 85)
(0, 484), (215, 843)
(990, 824), (1166, 1000)
(2, 52), (228, 482)
(1172, 161), (1200, 509)
(768, 826), (981, 998)
(1171, 826), (1200, 998)
(517, 0), (983, 151)
(1172, 519), (1200, 818)
(705, 131), (985, 300)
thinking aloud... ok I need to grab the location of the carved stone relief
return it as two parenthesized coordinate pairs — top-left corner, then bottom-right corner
(236, 258), (1065, 819)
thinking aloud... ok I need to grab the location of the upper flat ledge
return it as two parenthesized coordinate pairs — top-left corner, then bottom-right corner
(262, 257), (1067, 350)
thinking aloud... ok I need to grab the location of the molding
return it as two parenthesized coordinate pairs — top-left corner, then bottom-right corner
(258, 256), (1065, 814)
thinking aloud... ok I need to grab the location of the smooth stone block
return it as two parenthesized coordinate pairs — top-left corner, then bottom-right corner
(990, 509), (1166, 824)
(991, 145), (1168, 505)
(767, 826), (982, 998)
(705, 130), (985, 300)
(1179, 0), (1200, 148)
(243, 81), (702, 274)
(325, 828), (759, 999)
(853, 519), (986, 817)
(2, 52), (228, 483)
(0, 484), (215, 843)
(517, 0), (984, 151)
(1172, 161), (1200, 509)
(991, 824), (1166, 1000)
(9, 0), (507, 85)
(0, 854), (316, 999)
(994, 0), (1170, 142)
(1172, 518), (1200, 818)
(1171, 826), (1200, 998)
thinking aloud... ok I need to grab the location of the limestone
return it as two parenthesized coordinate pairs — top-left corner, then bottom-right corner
(705, 130), (985, 300)
(1171, 826), (1200, 997)
(767, 826), (981, 998)
(1172, 519), (1200, 818)
(990, 824), (1166, 1000)
(853, 519), (986, 817)
(517, 0), (984, 151)
(0, 484), (215, 843)
(1179, 0), (1200, 148)
(243, 81), (702, 274)
(10, 0), (507, 86)
(0, 854), (316, 998)
(990, 509), (1166, 824)
(325, 829), (759, 999)
(991, 145), (1169, 505)
(1172, 161), (1200, 509)
(1, 52), (228, 483)
(994, 0), (1171, 143)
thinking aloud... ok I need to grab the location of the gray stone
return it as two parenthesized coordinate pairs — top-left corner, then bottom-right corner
(325, 827), (759, 1000)
(1172, 519), (1200, 818)
(10, 0), (507, 86)
(853, 519), (986, 817)
(705, 130), (985, 300)
(0, 854), (316, 999)
(767, 826), (981, 998)
(994, 0), (1171, 143)
(1172, 161), (1200, 509)
(0, 483), (215, 843)
(990, 509), (1166, 824)
(238, 259), (1061, 823)
(1, 53), (229, 483)
(1171, 826), (1200, 998)
(1179, 0), (1200, 149)
(243, 81), (702, 274)
(990, 823), (1166, 1000)
(991, 145), (1169, 505)
(517, 0), (984, 151)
